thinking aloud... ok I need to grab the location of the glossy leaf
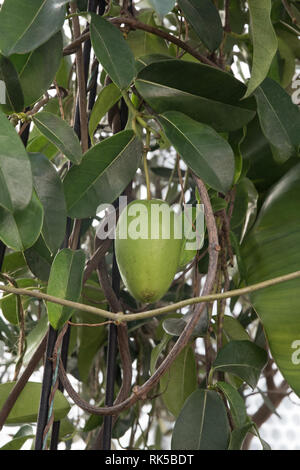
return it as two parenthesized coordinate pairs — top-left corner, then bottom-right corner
(242, 163), (300, 397)
(212, 340), (268, 389)
(0, 54), (24, 113)
(29, 152), (67, 253)
(245, 0), (278, 97)
(135, 60), (256, 132)
(88, 82), (121, 142)
(0, 0), (66, 56)
(228, 423), (253, 450)
(0, 192), (44, 252)
(148, 0), (176, 17)
(255, 78), (300, 162)
(126, 10), (169, 59)
(22, 313), (49, 367)
(10, 32), (63, 108)
(178, 0), (223, 52)
(158, 111), (235, 194)
(90, 14), (136, 90)
(0, 278), (37, 325)
(160, 346), (197, 417)
(64, 130), (142, 219)
(47, 249), (86, 330)
(33, 112), (82, 165)
(0, 110), (32, 212)
(171, 389), (230, 450)
(0, 381), (70, 424)
(24, 235), (53, 282)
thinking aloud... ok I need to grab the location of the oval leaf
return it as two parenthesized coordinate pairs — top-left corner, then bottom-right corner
(47, 248), (86, 330)
(0, 54), (24, 113)
(216, 381), (248, 428)
(0, 0), (66, 56)
(29, 152), (67, 254)
(88, 82), (121, 142)
(212, 340), (268, 389)
(0, 381), (70, 424)
(171, 389), (230, 450)
(0, 110), (32, 212)
(0, 192), (44, 251)
(245, 0), (278, 98)
(135, 60), (256, 132)
(63, 130), (142, 219)
(178, 0), (223, 52)
(90, 14), (136, 90)
(33, 112), (82, 165)
(158, 111), (235, 194)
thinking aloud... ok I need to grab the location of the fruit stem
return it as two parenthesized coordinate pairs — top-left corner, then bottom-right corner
(143, 129), (151, 200)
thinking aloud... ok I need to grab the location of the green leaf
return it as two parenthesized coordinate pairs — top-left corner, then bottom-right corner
(0, 191), (44, 251)
(222, 315), (250, 342)
(254, 78), (300, 162)
(215, 381), (248, 428)
(32, 112), (82, 165)
(0, 110), (32, 212)
(126, 10), (169, 59)
(150, 333), (170, 375)
(63, 130), (142, 219)
(10, 32), (63, 108)
(160, 346), (197, 417)
(90, 14), (136, 90)
(0, 0), (66, 56)
(47, 248), (86, 330)
(24, 235), (53, 282)
(147, 0), (176, 17)
(135, 60), (256, 132)
(0, 381), (70, 425)
(245, 0), (278, 97)
(26, 134), (59, 161)
(0, 434), (34, 450)
(242, 163), (300, 397)
(158, 111), (235, 194)
(22, 313), (49, 367)
(88, 82), (121, 142)
(29, 152), (67, 253)
(212, 340), (268, 389)
(171, 389), (230, 450)
(0, 54), (24, 113)
(178, 0), (223, 52)
(228, 422), (253, 450)
(0, 278), (38, 325)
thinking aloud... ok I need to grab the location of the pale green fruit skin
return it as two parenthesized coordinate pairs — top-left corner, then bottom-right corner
(115, 199), (183, 303)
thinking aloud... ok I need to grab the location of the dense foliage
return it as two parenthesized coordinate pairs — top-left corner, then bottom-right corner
(0, 0), (300, 451)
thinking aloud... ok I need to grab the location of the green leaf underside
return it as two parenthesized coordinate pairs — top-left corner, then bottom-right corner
(0, 110), (32, 212)
(0, 0), (66, 56)
(158, 111), (235, 194)
(147, 0), (176, 17)
(33, 112), (82, 165)
(47, 249), (86, 330)
(63, 130), (142, 219)
(90, 14), (136, 90)
(88, 82), (121, 141)
(135, 60), (256, 132)
(171, 389), (230, 450)
(245, 0), (278, 98)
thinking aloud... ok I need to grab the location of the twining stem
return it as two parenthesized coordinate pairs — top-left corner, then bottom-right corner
(143, 129), (151, 200)
(1, 270), (300, 323)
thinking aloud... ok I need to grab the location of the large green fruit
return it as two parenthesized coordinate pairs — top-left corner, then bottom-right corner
(115, 199), (183, 303)
(242, 163), (300, 396)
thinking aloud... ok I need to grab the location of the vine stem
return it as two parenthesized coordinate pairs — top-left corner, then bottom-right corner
(1, 269), (300, 323)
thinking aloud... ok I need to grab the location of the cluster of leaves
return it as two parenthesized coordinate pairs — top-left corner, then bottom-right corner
(0, 0), (300, 451)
